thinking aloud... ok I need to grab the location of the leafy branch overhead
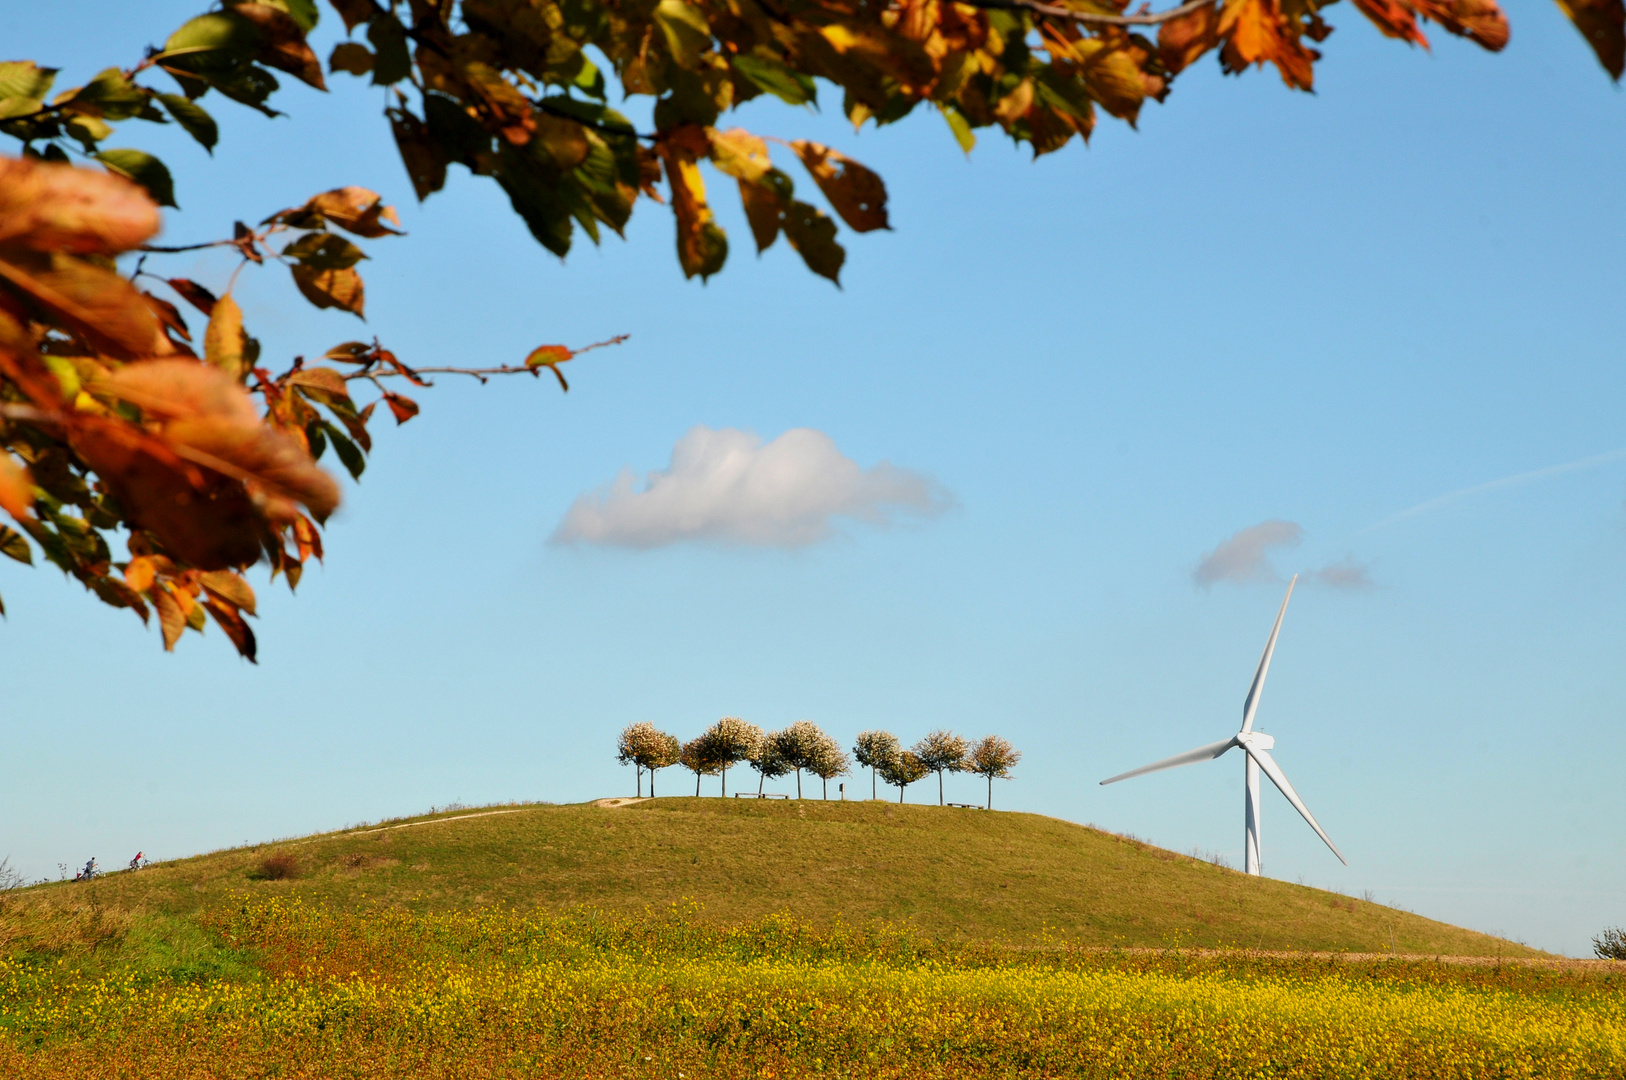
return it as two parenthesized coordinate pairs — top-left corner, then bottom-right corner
(0, 155), (618, 656)
(0, 0), (1618, 658)
(7, 1), (1618, 288)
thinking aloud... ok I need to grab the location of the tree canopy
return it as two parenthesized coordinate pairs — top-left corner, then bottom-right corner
(1, 0), (1619, 654)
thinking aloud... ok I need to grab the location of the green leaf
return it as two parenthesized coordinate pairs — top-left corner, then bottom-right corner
(70, 68), (150, 120)
(367, 14), (412, 85)
(731, 54), (816, 107)
(781, 200), (843, 286)
(0, 61), (56, 104)
(156, 93), (218, 151)
(239, 0), (320, 34)
(283, 231), (367, 270)
(572, 57), (606, 100)
(95, 149), (177, 208)
(64, 114), (114, 149)
(495, 145), (574, 258)
(321, 421), (365, 480)
(305, 420), (327, 461)
(161, 12), (261, 62)
(653, 0), (712, 69)
(0, 526), (31, 565)
(938, 103), (974, 153)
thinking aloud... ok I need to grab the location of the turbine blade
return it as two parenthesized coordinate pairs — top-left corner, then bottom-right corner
(1241, 574), (1297, 734)
(1247, 746), (1347, 865)
(1100, 737), (1237, 785)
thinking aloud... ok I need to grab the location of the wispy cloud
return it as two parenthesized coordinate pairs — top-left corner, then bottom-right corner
(551, 426), (952, 549)
(1313, 556), (1375, 590)
(1194, 521), (1375, 589)
(1368, 447), (1626, 531)
(1194, 520), (1303, 586)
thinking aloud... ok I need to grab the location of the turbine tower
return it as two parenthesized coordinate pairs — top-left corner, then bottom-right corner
(1100, 575), (1346, 876)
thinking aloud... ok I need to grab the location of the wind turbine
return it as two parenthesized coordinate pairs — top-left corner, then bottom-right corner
(1100, 575), (1346, 876)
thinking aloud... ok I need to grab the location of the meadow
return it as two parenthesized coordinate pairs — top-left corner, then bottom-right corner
(5, 800), (1613, 1078)
(1, 898), (1621, 1079)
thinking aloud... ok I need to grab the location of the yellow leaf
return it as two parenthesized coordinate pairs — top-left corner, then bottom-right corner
(707, 128), (772, 184)
(291, 264), (365, 317)
(204, 293), (248, 377)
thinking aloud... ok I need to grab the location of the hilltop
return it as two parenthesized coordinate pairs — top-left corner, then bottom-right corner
(17, 798), (1542, 957)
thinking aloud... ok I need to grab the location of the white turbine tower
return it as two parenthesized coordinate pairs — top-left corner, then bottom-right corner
(1100, 575), (1346, 876)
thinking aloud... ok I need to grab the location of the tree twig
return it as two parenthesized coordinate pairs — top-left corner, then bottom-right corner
(952, 0), (1213, 27)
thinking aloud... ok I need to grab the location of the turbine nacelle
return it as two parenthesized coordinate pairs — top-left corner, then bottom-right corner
(1235, 731), (1274, 751)
(1100, 575), (1347, 874)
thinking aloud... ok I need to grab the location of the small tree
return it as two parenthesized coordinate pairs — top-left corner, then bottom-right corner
(776, 720), (830, 799)
(702, 717), (762, 797)
(808, 736), (851, 800)
(1595, 927), (1626, 960)
(912, 730), (969, 807)
(964, 735), (1022, 810)
(748, 733), (793, 795)
(877, 750), (929, 804)
(853, 731), (901, 801)
(617, 723), (681, 798)
(679, 737), (720, 797)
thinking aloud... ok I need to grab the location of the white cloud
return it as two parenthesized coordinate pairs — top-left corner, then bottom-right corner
(1194, 520), (1303, 586)
(552, 426), (951, 549)
(1195, 521), (1377, 589)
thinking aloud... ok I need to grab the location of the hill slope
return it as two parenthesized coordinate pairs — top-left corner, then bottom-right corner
(29, 798), (1541, 956)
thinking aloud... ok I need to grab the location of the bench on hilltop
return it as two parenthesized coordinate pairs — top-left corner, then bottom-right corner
(947, 803), (986, 810)
(733, 793), (791, 799)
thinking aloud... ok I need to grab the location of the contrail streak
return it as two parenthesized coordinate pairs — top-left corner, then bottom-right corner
(1366, 447), (1626, 531)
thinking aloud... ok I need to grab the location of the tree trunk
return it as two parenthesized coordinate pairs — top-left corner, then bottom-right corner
(695, 771), (701, 797)
(987, 773), (992, 809)
(822, 776), (828, 799)
(651, 770), (656, 798)
(938, 769), (944, 806)
(796, 769), (802, 799)
(636, 765), (642, 798)
(898, 783), (904, 804)
(722, 763), (727, 797)
(871, 768), (876, 800)
(758, 771), (765, 795)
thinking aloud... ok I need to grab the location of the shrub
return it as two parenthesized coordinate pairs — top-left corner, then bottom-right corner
(252, 853), (300, 882)
(1594, 927), (1626, 960)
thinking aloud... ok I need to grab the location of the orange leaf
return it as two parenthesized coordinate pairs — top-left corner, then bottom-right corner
(1350, 0), (1430, 47)
(1159, 2), (1221, 75)
(0, 455), (34, 525)
(788, 141), (890, 233)
(383, 391), (419, 424)
(152, 585), (185, 651)
(202, 594), (257, 662)
(1555, 0), (1623, 78)
(124, 555), (156, 594)
(199, 568), (256, 616)
(167, 278), (217, 316)
(0, 156), (161, 255)
(1413, 0), (1509, 51)
(1219, 0), (1319, 90)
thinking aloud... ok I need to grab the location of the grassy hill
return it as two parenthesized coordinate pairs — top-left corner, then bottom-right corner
(12, 797), (1543, 958)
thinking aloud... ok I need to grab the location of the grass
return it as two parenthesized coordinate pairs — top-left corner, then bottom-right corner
(8, 797), (1543, 957)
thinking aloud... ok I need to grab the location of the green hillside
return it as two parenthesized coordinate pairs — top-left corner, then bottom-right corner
(13, 797), (1542, 957)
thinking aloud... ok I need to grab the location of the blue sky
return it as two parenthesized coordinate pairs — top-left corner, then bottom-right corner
(4, 3), (1623, 956)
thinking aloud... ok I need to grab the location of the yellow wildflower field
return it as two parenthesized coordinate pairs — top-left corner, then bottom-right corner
(2, 900), (1621, 1078)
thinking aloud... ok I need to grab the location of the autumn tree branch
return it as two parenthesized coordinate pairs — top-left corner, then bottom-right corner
(952, 0), (1213, 27)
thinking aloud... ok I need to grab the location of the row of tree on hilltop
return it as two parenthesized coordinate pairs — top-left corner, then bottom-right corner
(617, 722), (1021, 808)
